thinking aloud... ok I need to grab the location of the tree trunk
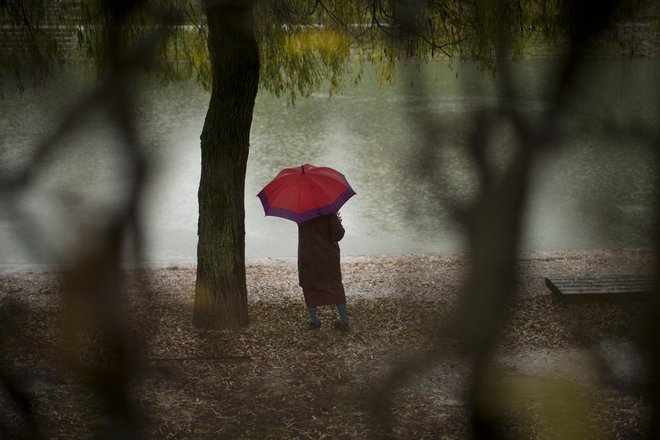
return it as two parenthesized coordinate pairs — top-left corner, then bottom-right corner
(193, 1), (259, 329)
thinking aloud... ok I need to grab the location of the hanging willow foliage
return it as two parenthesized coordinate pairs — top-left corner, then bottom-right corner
(2, 1), (653, 99)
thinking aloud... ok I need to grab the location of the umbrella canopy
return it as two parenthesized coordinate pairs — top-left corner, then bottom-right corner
(257, 164), (356, 223)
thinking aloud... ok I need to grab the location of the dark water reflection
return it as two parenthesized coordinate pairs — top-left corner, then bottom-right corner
(0, 58), (658, 264)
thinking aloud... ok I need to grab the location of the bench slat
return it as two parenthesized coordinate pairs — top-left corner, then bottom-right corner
(545, 275), (654, 303)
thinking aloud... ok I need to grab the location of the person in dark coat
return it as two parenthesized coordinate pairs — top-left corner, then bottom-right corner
(298, 212), (349, 331)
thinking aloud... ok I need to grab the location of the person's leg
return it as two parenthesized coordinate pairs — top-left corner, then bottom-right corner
(336, 303), (348, 324)
(334, 303), (349, 331)
(307, 306), (321, 329)
(307, 306), (319, 323)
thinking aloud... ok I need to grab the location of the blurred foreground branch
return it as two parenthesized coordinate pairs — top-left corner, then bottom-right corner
(369, 0), (660, 438)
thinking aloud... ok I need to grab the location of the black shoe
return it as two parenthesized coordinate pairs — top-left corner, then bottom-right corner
(333, 321), (349, 332)
(307, 321), (321, 330)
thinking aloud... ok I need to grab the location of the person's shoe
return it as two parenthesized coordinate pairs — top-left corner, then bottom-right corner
(307, 321), (321, 330)
(333, 321), (349, 332)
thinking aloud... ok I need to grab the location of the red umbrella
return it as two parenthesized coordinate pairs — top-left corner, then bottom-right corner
(257, 164), (356, 223)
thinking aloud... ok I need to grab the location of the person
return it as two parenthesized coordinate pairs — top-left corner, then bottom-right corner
(297, 212), (349, 331)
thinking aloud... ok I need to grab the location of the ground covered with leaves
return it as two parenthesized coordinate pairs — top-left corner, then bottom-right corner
(0, 249), (655, 439)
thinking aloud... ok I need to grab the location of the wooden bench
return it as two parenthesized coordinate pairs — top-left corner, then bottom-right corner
(545, 275), (654, 303)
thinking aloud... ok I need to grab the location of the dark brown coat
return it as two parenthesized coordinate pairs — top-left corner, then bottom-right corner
(297, 214), (345, 290)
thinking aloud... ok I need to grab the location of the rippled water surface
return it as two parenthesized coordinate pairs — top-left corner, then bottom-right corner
(1, 58), (658, 264)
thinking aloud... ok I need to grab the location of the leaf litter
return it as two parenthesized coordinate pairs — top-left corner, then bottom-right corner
(0, 249), (654, 438)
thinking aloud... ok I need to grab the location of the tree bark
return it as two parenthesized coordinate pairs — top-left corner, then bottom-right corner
(193, 0), (259, 329)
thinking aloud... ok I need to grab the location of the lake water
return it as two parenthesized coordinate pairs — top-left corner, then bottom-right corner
(1, 58), (658, 265)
